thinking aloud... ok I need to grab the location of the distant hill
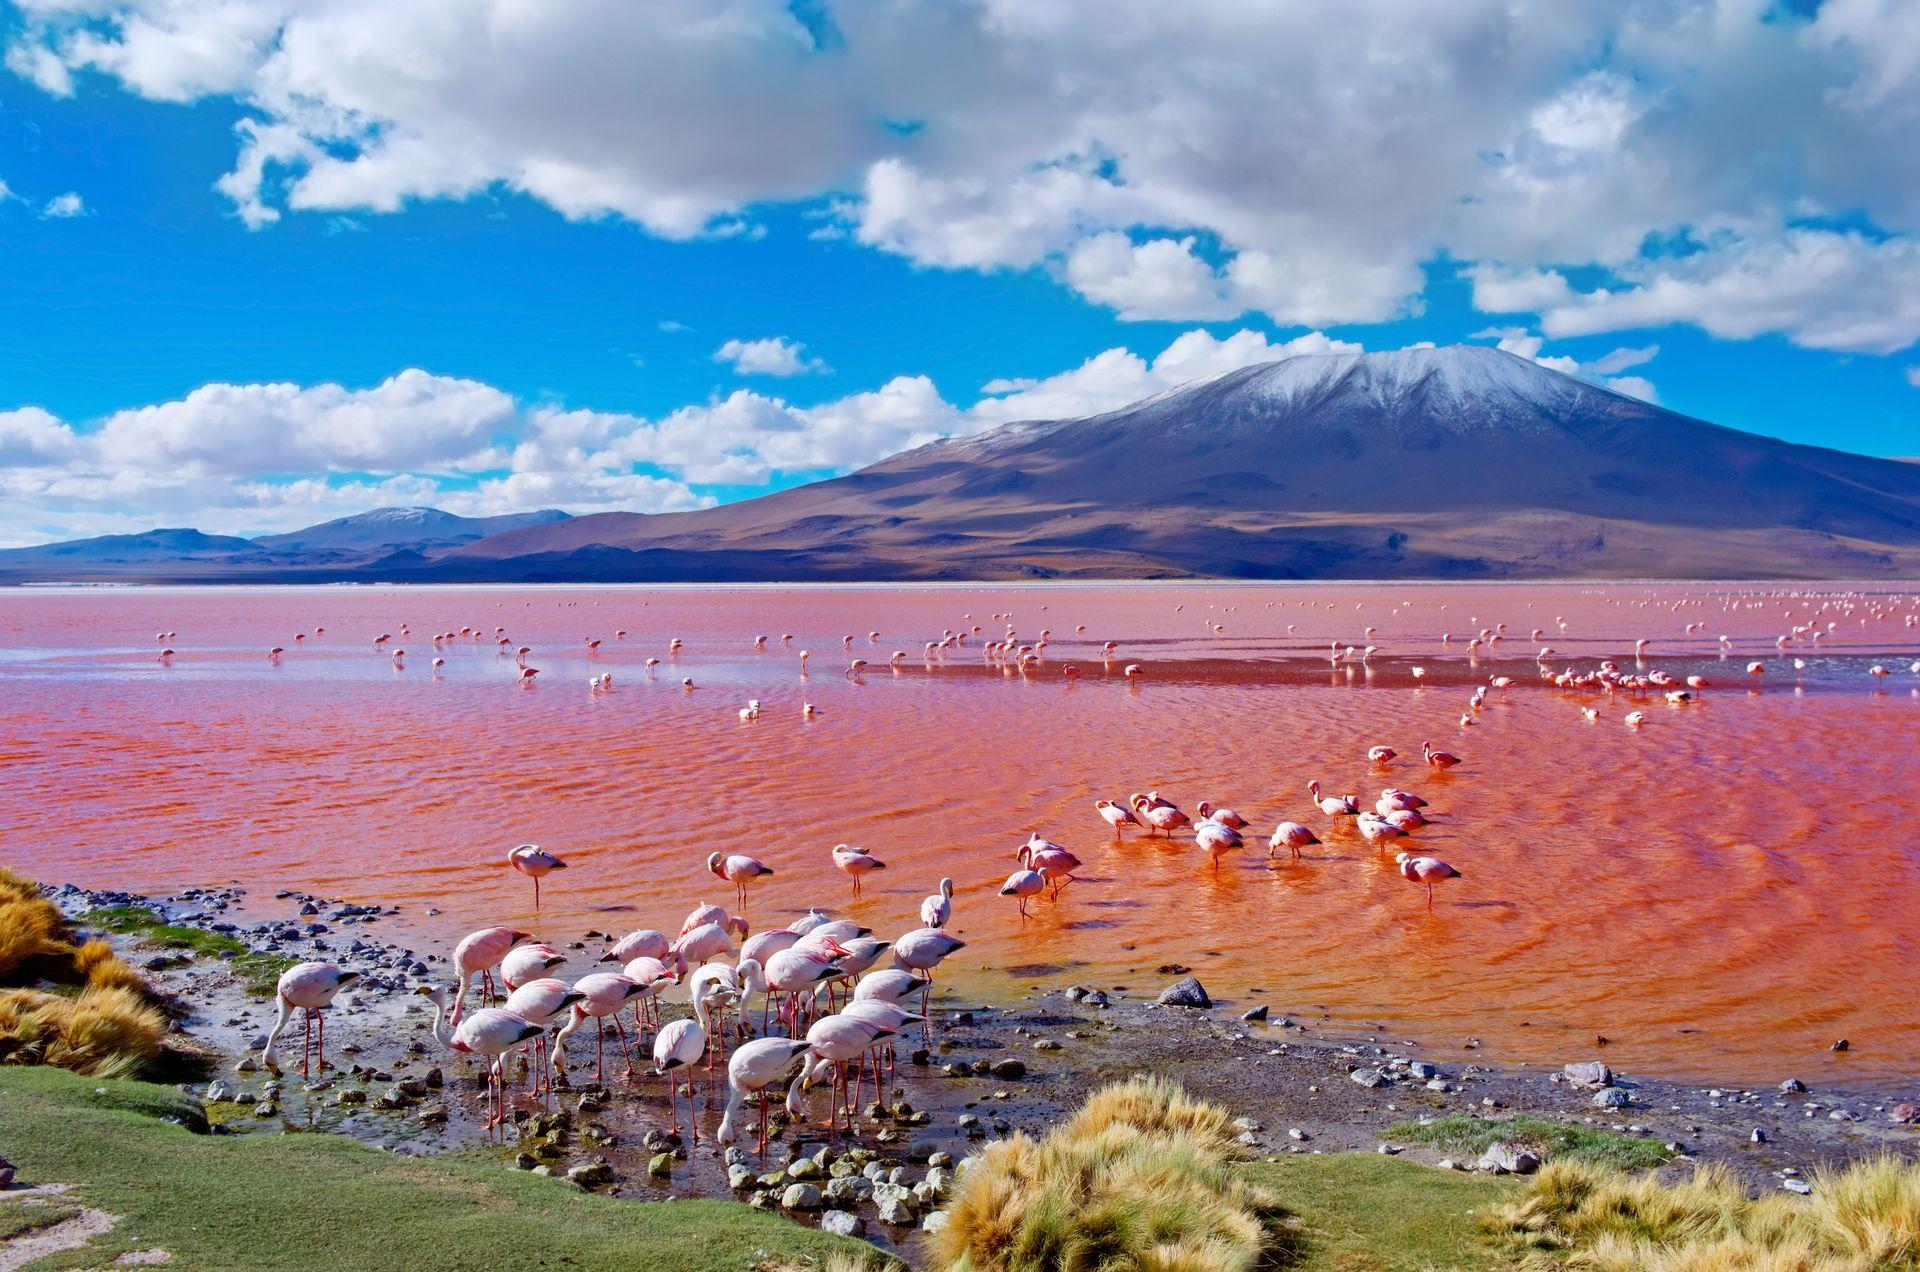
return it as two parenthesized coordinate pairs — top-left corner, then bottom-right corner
(4, 349), (1918, 582)
(254, 507), (571, 556)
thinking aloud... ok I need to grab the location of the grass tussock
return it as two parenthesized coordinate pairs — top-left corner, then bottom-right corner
(0, 870), (168, 1077)
(927, 1076), (1288, 1271)
(88, 904), (293, 996)
(0, 985), (168, 1078)
(1392, 1113), (1673, 1171)
(1487, 1156), (1920, 1270)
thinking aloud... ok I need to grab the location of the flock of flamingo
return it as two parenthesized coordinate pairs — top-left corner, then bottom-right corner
(223, 587), (1919, 1155)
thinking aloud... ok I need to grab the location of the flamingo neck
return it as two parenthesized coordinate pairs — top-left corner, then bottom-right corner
(428, 997), (453, 1047)
(260, 994), (295, 1067)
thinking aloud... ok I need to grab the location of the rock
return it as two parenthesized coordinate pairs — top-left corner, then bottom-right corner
(1480, 1142), (1541, 1175)
(1034, 1039), (1061, 1051)
(922, 1210), (950, 1235)
(1350, 1067), (1391, 1088)
(567, 1160), (615, 1187)
(820, 1210), (864, 1237)
(1287, 1128), (1308, 1141)
(1241, 1005), (1268, 1022)
(1157, 977), (1211, 1008)
(787, 1158), (821, 1180)
(205, 1081), (232, 1102)
(873, 1181), (918, 1224)
(824, 1176), (870, 1204)
(1408, 1060), (1438, 1080)
(780, 1183), (822, 1211)
(1751, 1128), (1768, 1143)
(1563, 1061), (1613, 1087)
(251, 1100), (277, 1117)
(1377, 1143), (1403, 1155)
(1592, 1088), (1632, 1109)
(1891, 1103), (1919, 1124)
(1830, 1038), (1849, 1052)
(989, 1059), (1027, 1080)
(1232, 1116), (1262, 1132)
(925, 1166), (953, 1198)
(728, 1164), (755, 1190)
(1782, 1178), (1813, 1195)
(1780, 1078), (1806, 1093)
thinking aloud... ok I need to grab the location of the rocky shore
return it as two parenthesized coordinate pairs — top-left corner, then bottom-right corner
(49, 881), (1920, 1254)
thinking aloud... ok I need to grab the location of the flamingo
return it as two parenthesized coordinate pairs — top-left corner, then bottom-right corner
(920, 877), (955, 928)
(708, 852), (774, 915)
(1308, 781), (1358, 817)
(257, 962), (360, 1076)
(603, 928), (670, 964)
(762, 948), (845, 1036)
(672, 921), (738, 971)
(717, 1037), (811, 1153)
(623, 956), (678, 1032)
(680, 903), (748, 941)
(801, 1014), (895, 1133)
(1130, 793), (1191, 837)
(500, 942), (567, 991)
(1269, 821), (1320, 860)
(418, 989), (542, 1133)
(1396, 853), (1462, 911)
(1355, 812), (1405, 850)
(1194, 819), (1243, 869)
(1380, 788), (1428, 811)
(554, 973), (647, 1084)
(1421, 740), (1462, 769)
(451, 927), (532, 1023)
(653, 1018), (708, 1138)
(1000, 868), (1046, 918)
(831, 844), (887, 898)
(839, 998), (922, 1084)
(503, 978), (586, 1095)
(1367, 746), (1397, 764)
(893, 928), (964, 1039)
(1194, 801), (1247, 829)
(739, 926), (803, 966)
(1018, 835), (1081, 895)
(1095, 798), (1141, 837)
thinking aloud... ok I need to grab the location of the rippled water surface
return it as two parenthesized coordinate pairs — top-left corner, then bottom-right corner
(4, 583), (1918, 1086)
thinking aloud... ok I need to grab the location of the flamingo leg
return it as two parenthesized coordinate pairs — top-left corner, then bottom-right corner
(316, 1009), (326, 1072)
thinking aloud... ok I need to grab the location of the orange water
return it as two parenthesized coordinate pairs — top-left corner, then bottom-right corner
(4, 583), (1917, 1086)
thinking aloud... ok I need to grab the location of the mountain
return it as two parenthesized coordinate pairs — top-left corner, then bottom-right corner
(449, 346), (1920, 579)
(254, 507), (571, 556)
(5, 348), (1918, 582)
(0, 507), (569, 580)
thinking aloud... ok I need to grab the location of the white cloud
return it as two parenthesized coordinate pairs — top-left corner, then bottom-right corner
(41, 192), (84, 218)
(1470, 331), (1661, 402)
(714, 336), (828, 377)
(1907, 366), (1920, 388)
(0, 327), (1356, 541)
(7, 0), (1918, 346)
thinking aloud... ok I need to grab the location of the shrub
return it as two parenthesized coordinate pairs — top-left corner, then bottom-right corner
(1487, 1155), (1920, 1270)
(0, 986), (169, 1078)
(927, 1076), (1285, 1271)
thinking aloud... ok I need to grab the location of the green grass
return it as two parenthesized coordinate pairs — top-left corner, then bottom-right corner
(1387, 1114), (1673, 1171)
(1238, 1155), (1511, 1271)
(0, 1066), (895, 1271)
(84, 907), (294, 997)
(0, 1199), (81, 1241)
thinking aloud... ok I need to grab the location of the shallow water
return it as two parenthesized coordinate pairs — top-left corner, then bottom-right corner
(4, 582), (1917, 1087)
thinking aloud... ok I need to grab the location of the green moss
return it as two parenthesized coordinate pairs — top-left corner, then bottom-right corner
(1238, 1154), (1512, 1270)
(0, 1065), (894, 1271)
(1387, 1113), (1674, 1171)
(84, 907), (293, 997)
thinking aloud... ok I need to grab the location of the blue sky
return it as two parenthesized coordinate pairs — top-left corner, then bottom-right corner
(1, 0), (1917, 544)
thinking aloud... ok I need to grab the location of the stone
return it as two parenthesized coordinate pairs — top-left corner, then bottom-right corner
(205, 1081), (232, 1102)
(1377, 1143), (1403, 1155)
(1408, 1061), (1439, 1080)
(1564, 1061), (1613, 1087)
(567, 1160), (615, 1187)
(989, 1059), (1027, 1080)
(728, 1164), (755, 1190)
(787, 1158), (821, 1180)
(923, 1210), (950, 1235)
(1780, 1078), (1806, 1093)
(780, 1183), (823, 1211)
(1241, 1005), (1268, 1022)
(1157, 977), (1211, 1008)
(1034, 1039), (1061, 1051)
(1751, 1128), (1768, 1143)
(1592, 1088), (1632, 1109)
(1480, 1142), (1541, 1175)
(1782, 1178), (1813, 1195)
(820, 1210), (864, 1237)
(1350, 1067), (1391, 1088)
(873, 1181), (918, 1224)
(648, 1153), (674, 1178)
(925, 1166), (953, 1198)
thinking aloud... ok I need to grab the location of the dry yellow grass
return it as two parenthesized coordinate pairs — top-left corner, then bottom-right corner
(927, 1076), (1284, 1271)
(0, 869), (163, 1076)
(0, 986), (168, 1078)
(1488, 1156), (1920, 1270)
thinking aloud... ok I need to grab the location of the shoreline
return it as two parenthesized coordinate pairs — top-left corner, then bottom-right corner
(46, 878), (1920, 1251)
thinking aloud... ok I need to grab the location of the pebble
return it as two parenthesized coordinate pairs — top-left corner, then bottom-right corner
(780, 1183), (822, 1211)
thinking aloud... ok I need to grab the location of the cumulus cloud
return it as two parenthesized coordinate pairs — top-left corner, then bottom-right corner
(0, 327), (1352, 541)
(7, 0), (1920, 346)
(1471, 331), (1662, 401)
(714, 336), (828, 377)
(41, 192), (84, 218)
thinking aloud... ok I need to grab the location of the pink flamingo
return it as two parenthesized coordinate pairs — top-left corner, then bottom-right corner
(1269, 821), (1320, 860)
(1421, 740), (1462, 769)
(554, 972), (647, 1084)
(1396, 853), (1462, 911)
(1130, 793), (1191, 837)
(1367, 746), (1398, 764)
(503, 978), (586, 1095)
(500, 943), (567, 991)
(451, 927), (532, 1023)
(623, 956), (678, 1034)
(831, 844), (887, 898)
(920, 877), (955, 928)
(740, 926), (803, 966)
(1195, 801), (1247, 829)
(418, 988), (541, 1133)
(717, 1037), (811, 1154)
(1356, 812), (1405, 850)
(801, 1014), (896, 1133)
(506, 844), (566, 911)
(1308, 781), (1358, 817)
(762, 947), (845, 1036)
(1095, 798), (1141, 837)
(257, 962), (360, 1076)
(602, 928), (669, 964)
(1194, 819), (1243, 869)
(653, 1018), (708, 1139)
(1000, 868), (1046, 918)
(708, 852), (775, 916)
(1018, 835), (1081, 895)
(892, 929), (963, 1042)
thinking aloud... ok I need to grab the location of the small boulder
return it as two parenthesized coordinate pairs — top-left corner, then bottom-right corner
(1241, 1005), (1268, 1022)
(820, 1210), (864, 1237)
(1563, 1061), (1613, 1087)
(780, 1183), (822, 1211)
(1157, 977), (1211, 1009)
(1592, 1088), (1632, 1109)
(1480, 1142), (1541, 1175)
(1349, 1067), (1391, 1088)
